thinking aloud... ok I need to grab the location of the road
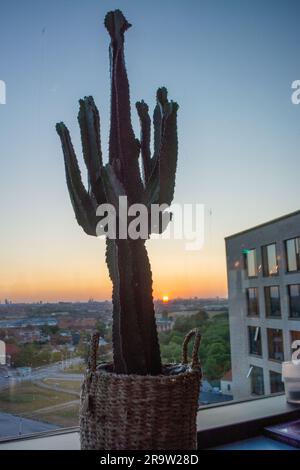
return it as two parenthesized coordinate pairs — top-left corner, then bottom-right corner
(0, 357), (84, 391)
(0, 411), (58, 439)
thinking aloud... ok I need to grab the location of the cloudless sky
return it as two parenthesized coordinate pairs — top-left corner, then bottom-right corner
(0, 0), (300, 302)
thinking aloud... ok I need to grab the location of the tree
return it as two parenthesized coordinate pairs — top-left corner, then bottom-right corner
(95, 320), (106, 337)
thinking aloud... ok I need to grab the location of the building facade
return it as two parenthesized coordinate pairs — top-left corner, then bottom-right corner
(226, 210), (300, 399)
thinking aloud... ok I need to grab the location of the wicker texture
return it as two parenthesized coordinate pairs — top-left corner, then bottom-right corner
(80, 329), (202, 450)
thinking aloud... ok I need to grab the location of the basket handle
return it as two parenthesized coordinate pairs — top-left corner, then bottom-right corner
(182, 328), (202, 370)
(88, 332), (100, 372)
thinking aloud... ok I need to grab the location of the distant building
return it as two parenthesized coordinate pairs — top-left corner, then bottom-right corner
(0, 317), (57, 329)
(226, 210), (300, 400)
(156, 319), (174, 332)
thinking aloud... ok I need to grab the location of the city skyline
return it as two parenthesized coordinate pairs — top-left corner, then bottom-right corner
(1, 0), (300, 302)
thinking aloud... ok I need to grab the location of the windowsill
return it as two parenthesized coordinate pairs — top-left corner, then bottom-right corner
(268, 358), (284, 364)
(197, 394), (300, 448)
(0, 395), (300, 450)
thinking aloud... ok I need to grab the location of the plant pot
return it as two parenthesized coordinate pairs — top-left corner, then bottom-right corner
(80, 329), (202, 450)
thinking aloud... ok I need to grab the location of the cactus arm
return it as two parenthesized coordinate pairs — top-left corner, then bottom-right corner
(56, 122), (98, 236)
(157, 100), (179, 205)
(136, 100), (151, 184)
(144, 89), (179, 207)
(152, 87), (168, 167)
(77, 96), (106, 205)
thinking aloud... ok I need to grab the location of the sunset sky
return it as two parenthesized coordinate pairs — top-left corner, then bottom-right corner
(1, 0), (300, 302)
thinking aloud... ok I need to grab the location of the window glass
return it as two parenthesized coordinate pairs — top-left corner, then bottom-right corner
(265, 286), (281, 317)
(262, 244), (278, 276)
(250, 366), (265, 396)
(267, 328), (284, 362)
(248, 326), (262, 356)
(244, 249), (257, 277)
(247, 288), (259, 316)
(286, 238), (300, 272)
(269, 370), (284, 394)
(288, 285), (300, 318)
(290, 331), (300, 351)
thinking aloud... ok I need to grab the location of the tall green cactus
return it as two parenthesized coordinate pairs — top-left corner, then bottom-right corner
(56, 10), (178, 375)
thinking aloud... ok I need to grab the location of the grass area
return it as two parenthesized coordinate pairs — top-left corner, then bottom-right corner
(43, 378), (82, 392)
(36, 403), (80, 428)
(0, 382), (75, 416)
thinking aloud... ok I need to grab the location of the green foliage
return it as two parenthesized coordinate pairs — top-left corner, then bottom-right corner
(14, 344), (52, 368)
(159, 311), (231, 381)
(41, 325), (59, 335)
(95, 320), (106, 337)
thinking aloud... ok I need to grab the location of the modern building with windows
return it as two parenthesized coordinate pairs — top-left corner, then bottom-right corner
(225, 210), (300, 399)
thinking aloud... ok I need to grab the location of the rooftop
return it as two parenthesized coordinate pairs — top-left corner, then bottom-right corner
(225, 209), (300, 240)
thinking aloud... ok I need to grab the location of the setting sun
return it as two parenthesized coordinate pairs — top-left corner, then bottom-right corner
(162, 295), (169, 303)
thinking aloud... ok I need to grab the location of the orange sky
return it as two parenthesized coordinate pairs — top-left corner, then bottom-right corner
(0, 236), (228, 303)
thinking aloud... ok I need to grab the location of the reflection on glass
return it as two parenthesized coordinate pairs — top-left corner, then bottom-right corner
(267, 328), (284, 362)
(265, 286), (281, 317)
(244, 249), (257, 277)
(288, 284), (300, 318)
(247, 288), (259, 316)
(262, 243), (278, 276)
(248, 326), (262, 356)
(269, 370), (284, 393)
(286, 238), (300, 272)
(250, 366), (265, 395)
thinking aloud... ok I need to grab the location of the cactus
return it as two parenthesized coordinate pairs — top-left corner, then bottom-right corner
(56, 10), (178, 375)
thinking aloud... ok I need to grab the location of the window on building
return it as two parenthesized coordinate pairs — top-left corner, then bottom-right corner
(265, 286), (281, 317)
(269, 370), (284, 394)
(285, 237), (300, 272)
(290, 330), (300, 352)
(246, 288), (259, 316)
(244, 249), (257, 277)
(248, 366), (265, 396)
(262, 243), (278, 276)
(267, 328), (284, 362)
(248, 326), (262, 356)
(288, 284), (300, 319)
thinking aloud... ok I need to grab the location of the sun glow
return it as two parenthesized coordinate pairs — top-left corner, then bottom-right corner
(162, 295), (169, 303)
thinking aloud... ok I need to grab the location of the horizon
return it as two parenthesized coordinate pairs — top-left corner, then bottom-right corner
(0, 295), (228, 305)
(1, 0), (300, 302)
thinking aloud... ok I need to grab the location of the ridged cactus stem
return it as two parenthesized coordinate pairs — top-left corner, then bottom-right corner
(56, 9), (178, 375)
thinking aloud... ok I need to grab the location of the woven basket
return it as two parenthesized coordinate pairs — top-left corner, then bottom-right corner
(80, 329), (202, 450)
